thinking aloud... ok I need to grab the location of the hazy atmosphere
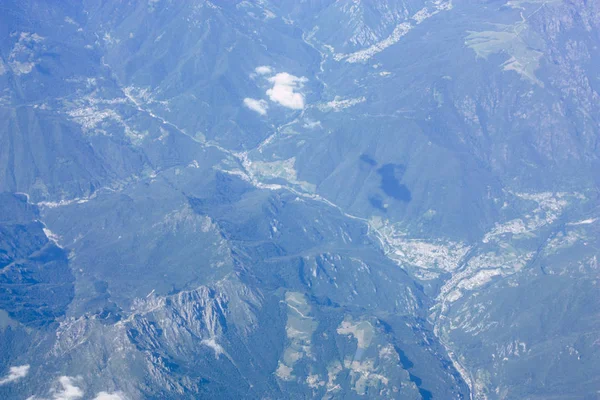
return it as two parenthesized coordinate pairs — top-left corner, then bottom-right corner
(1, 1), (599, 399)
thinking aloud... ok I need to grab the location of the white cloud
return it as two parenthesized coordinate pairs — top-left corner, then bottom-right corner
(266, 73), (307, 110)
(0, 365), (30, 385)
(254, 65), (272, 75)
(52, 376), (84, 400)
(243, 98), (269, 115)
(303, 119), (322, 129)
(93, 392), (127, 400)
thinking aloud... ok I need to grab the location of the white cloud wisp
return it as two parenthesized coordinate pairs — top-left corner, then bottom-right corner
(52, 376), (84, 400)
(243, 98), (269, 115)
(0, 365), (30, 385)
(254, 65), (272, 75)
(93, 392), (127, 400)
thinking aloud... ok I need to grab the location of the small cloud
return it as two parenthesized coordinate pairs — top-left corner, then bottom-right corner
(52, 376), (84, 400)
(303, 119), (322, 129)
(243, 98), (269, 115)
(93, 392), (127, 400)
(254, 65), (273, 75)
(266, 73), (307, 110)
(0, 365), (30, 385)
